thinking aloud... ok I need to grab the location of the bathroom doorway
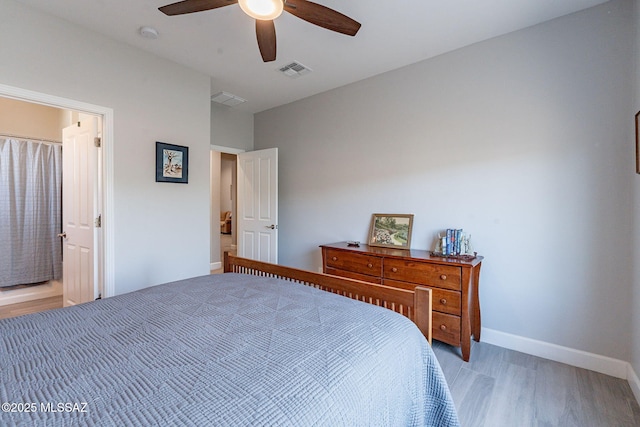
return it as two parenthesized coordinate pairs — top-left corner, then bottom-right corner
(0, 87), (112, 313)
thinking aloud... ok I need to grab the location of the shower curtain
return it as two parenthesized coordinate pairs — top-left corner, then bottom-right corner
(0, 138), (62, 288)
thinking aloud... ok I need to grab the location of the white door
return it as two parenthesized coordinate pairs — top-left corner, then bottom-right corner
(61, 116), (99, 306)
(237, 148), (278, 263)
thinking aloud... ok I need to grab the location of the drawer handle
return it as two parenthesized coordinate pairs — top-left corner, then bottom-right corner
(440, 324), (447, 331)
(391, 267), (398, 273)
(440, 298), (447, 305)
(332, 256), (338, 261)
(367, 263), (373, 268)
(440, 274), (447, 280)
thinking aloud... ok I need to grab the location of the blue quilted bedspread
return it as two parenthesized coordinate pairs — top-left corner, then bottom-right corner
(0, 273), (460, 426)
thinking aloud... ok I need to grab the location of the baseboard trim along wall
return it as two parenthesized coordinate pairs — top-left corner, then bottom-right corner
(482, 328), (640, 405)
(482, 328), (640, 406)
(481, 327), (631, 379)
(210, 262), (222, 271)
(628, 364), (640, 406)
(0, 280), (63, 306)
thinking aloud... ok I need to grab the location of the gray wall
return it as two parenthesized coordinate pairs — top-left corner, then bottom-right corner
(1, 0), (212, 294)
(255, 0), (634, 361)
(211, 103), (254, 151)
(210, 103), (254, 266)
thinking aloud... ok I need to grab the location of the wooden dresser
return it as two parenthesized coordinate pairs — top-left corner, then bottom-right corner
(320, 241), (483, 361)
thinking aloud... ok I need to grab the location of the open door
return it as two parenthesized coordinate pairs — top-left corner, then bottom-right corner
(61, 115), (99, 306)
(237, 148), (278, 263)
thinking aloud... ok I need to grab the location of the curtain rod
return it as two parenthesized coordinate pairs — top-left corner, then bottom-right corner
(0, 133), (62, 144)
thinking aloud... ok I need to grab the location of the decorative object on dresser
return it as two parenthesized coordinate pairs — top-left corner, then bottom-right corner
(368, 213), (414, 249)
(321, 241), (483, 362)
(432, 228), (476, 259)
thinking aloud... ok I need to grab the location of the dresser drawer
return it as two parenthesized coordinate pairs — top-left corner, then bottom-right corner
(324, 249), (382, 277)
(432, 288), (461, 315)
(433, 312), (461, 345)
(325, 267), (382, 284)
(384, 279), (461, 315)
(383, 259), (461, 290)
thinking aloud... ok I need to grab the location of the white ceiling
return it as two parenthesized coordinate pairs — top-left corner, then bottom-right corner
(16, 0), (608, 113)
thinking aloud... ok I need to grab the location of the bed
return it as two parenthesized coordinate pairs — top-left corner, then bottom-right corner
(0, 254), (460, 426)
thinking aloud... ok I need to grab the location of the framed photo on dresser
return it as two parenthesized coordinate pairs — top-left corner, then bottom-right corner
(368, 213), (414, 249)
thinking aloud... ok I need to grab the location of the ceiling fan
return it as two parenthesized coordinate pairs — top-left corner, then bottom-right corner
(159, 0), (361, 62)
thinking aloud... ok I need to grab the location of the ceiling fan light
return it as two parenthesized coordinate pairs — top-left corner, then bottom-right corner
(238, 0), (283, 20)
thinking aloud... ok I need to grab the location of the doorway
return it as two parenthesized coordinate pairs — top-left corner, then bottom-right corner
(0, 83), (114, 310)
(210, 146), (279, 267)
(0, 98), (67, 306)
(211, 149), (239, 272)
(220, 152), (237, 257)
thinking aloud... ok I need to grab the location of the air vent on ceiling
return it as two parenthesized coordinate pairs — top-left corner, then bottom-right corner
(278, 61), (312, 79)
(211, 91), (246, 107)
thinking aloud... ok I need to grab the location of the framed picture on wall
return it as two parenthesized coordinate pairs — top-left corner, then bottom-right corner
(368, 213), (414, 249)
(156, 141), (189, 184)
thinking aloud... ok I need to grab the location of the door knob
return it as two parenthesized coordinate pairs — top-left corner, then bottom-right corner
(58, 232), (67, 238)
(265, 224), (277, 229)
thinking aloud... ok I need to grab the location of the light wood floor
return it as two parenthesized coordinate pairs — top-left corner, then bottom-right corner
(3, 294), (638, 426)
(0, 295), (63, 320)
(432, 339), (640, 427)
(212, 232), (236, 274)
(220, 232), (235, 256)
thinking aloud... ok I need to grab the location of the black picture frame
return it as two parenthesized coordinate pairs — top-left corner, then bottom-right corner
(156, 141), (189, 184)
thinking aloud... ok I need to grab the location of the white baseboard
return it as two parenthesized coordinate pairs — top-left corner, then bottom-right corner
(628, 363), (640, 405)
(482, 328), (640, 406)
(210, 262), (222, 271)
(0, 280), (63, 306)
(481, 327), (628, 379)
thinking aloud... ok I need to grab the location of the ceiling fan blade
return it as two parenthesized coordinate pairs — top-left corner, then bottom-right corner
(284, 0), (361, 36)
(159, 0), (237, 16)
(256, 20), (277, 62)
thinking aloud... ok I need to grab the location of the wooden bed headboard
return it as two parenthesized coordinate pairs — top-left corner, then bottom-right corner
(224, 252), (432, 344)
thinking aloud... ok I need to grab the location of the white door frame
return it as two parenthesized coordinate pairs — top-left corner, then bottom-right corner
(0, 83), (115, 298)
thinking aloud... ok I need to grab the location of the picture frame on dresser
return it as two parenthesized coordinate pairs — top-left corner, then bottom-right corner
(368, 213), (414, 249)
